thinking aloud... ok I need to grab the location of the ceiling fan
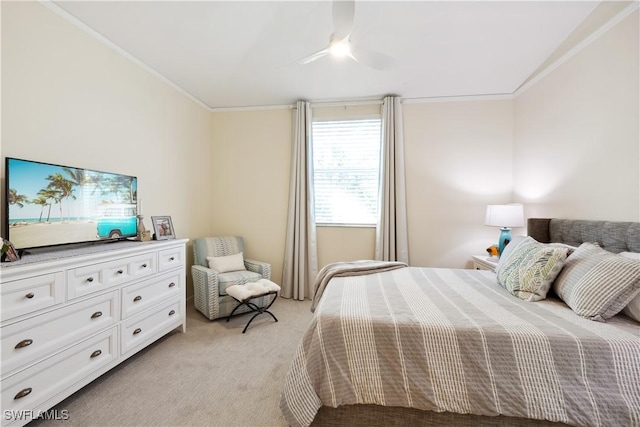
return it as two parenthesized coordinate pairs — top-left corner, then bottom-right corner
(294, 0), (393, 70)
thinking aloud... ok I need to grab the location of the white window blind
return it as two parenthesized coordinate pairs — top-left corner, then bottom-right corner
(312, 118), (382, 225)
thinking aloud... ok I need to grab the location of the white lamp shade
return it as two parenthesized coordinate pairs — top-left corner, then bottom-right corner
(485, 204), (524, 228)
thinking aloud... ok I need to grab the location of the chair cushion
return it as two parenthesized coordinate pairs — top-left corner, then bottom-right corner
(218, 270), (262, 296)
(207, 252), (246, 273)
(227, 280), (281, 301)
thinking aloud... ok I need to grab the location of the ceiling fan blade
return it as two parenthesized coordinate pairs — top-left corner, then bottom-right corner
(350, 44), (393, 71)
(277, 46), (330, 69)
(298, 47), (331, 65)
(332, 0), (355, 41)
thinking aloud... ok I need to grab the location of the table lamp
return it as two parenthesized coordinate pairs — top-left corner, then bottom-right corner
(485, 204), (524, 256)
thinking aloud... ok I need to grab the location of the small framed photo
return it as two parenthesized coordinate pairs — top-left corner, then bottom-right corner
(2, 238), (20, 262)
(151, 216), (176, 240)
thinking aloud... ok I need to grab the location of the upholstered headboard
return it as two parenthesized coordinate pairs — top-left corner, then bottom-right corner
(527, 218), (640, 253)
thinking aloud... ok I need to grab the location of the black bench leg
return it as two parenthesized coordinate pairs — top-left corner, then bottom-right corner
(241, 295), (279, 333)
(226, 291), (279, 332)
(227, 301), (246, 321)
(264, 310), (278, 323)
(242, 312), (262, 333)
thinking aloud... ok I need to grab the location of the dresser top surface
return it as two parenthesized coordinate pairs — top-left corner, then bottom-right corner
(1, 239), (188, 272)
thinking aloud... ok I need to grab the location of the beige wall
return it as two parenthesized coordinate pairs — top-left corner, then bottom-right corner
(403, 100), (515, 268)
(209, 110), (292, 285)
(1, 2), (213, 296)
(513, 10), (640, 221)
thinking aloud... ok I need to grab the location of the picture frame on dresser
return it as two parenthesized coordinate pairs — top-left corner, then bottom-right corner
(151, 216), (175, 240)
(1, 238), (20, 262)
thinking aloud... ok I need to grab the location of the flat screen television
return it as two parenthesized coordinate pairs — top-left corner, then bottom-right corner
(5, 157), (138, 250)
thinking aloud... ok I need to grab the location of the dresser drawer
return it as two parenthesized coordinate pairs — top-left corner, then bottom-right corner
(1, 291), (118, 377)
(1, 273), (65, 323)
(158, 247), (183, 272)
(1, 327), (117, 426)
(121, 271), (182, 319)
(121, 299), (182, 355)
(67, 252), (157, 299)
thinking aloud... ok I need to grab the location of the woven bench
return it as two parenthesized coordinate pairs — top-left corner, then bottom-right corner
(225, 279), (280, 333)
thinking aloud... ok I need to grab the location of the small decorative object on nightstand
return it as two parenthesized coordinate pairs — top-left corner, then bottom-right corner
(486, 244), (499, 257)
(472, 255), (499, 272)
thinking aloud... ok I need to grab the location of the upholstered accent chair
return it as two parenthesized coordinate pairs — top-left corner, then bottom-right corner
(192, 236), (272, 320)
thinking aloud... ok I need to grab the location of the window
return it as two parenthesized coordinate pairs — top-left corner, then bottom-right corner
(312, 118), (382, 225)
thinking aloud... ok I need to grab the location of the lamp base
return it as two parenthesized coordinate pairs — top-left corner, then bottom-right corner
(498, 228), (512, 257)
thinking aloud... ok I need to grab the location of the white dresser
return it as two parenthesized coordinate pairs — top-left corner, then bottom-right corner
(0, 239), (187, 426)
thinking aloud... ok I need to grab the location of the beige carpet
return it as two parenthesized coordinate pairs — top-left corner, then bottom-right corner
(31, 297), (313, 427)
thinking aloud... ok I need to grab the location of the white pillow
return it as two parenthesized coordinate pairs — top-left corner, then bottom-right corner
(620, 252), (640, 322)
(207, 252), (246, 273)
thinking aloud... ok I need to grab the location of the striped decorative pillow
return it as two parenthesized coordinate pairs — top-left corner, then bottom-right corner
(553, 243), (640, 321)
(619, 252), (640, 322)
(496, 237), (569, 302)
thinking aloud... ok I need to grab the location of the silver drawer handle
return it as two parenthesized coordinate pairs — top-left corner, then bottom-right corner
(169, 257), (175, 262)
(86, 277), (94, 283)
(15, 339), (33, 349)
(141, 263), (148, 268)
(25, 292), (35, 299)
(168, 282), (176, 288)
(117, 269), (124, 274)
(90, 350), (102, 358)
(168, 310), (176, 316)
(91, 311), (103, 319)
(133, 328), (142, 335)
(14, 388), (32, 400)
(133, 295), (142, 302)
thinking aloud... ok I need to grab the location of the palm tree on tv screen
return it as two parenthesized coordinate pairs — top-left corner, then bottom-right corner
(105, 176), (134, 203)
(46, 173), (75, 222)
(88, 172), (106, 197)
(32, 196), (48, 223)
(8, 188), (29, 208)
(63, 167), (89, 220)
(38, 188), (59, 222)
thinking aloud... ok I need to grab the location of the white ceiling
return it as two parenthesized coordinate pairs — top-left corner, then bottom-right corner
(52, 1), (603, 110)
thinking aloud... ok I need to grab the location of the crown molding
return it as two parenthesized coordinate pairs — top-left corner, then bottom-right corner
(208, 104), (294, 113)
(402, 94), (514, 104)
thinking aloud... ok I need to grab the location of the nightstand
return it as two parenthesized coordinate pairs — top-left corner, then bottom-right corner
(472, 255), (499, 272)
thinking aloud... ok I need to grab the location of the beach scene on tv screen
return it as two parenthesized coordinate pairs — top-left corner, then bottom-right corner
(7, 158), (137, 249)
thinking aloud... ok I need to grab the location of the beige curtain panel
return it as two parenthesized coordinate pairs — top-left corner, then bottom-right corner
(281, 101), (319, 300)
(376, 96), (409, 263)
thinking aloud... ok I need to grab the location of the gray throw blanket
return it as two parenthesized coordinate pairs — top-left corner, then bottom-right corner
(310, 260), (407, 312)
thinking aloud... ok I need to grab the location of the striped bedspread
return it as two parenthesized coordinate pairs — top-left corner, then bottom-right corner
(280, 267), (640, 427)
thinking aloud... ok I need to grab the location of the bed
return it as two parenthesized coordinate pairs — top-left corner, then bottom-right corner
(280, 219), (640, 427)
